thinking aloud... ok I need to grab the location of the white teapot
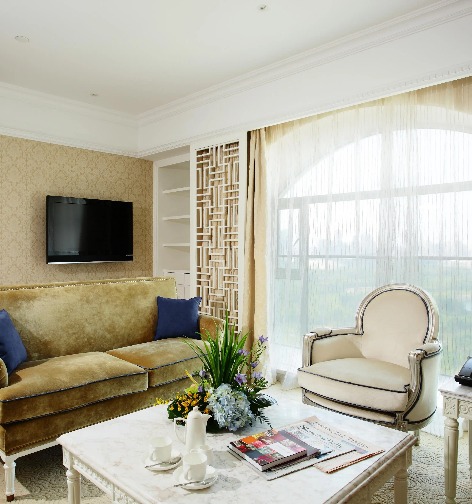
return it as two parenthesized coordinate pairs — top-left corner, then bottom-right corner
(174, 406), (211, 453)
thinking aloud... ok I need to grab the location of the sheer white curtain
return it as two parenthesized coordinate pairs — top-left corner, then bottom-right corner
(265, 77), (472, 389)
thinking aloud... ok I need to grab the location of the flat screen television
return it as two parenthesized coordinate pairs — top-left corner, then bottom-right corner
(46, 195), (133, 264)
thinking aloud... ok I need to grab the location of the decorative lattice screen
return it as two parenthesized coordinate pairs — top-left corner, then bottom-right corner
(195, 141), (240, 328)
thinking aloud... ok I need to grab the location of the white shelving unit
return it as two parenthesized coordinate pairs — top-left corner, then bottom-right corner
(154, 153), (192, 294)
(162, 243), (190, 248)
(162, 187), (190, 194)
(162, 269), (191, 298)
(162, 215), (190, 221)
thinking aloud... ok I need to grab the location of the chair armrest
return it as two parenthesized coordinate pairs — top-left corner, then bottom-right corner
(415, 342), (442, 357)
(408, 341), (442, 394)
(198, 314), (224, 341)
(404, 341), (442, 422)
(302, 327), (361, 367)
(0, 358), (8, 388)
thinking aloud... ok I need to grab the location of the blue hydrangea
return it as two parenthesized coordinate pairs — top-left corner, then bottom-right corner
(207, 384), (255, 431)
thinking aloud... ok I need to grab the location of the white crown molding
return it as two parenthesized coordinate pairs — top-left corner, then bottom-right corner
(268, 60), (472, 128)
(2, 0), (472, 157)
(0, 82), (136, 126)
(138, 0), (472, 126)
(137, 60), (472, 158)
(5, 58), (470, 159)
(0, 126), (139, 157)
(0, 82), (139, 156)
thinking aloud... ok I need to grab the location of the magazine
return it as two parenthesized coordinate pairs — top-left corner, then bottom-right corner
(227, 416), (333, 471)
(228, 415), (384, 480)
(307, 419), (385, 473)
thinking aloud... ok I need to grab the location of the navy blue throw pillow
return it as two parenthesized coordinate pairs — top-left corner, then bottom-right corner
(154, 296), (202, 340)
(0, 309), (28, 374)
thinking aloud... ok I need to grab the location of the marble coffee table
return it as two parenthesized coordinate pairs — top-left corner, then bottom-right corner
(58, 400), (416, 504)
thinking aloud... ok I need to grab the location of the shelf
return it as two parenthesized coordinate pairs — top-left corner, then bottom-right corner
(157, 158), (191, 275)
(162, 243), (191, 248)
(162, 215), (190, 221)
(162, 186), (191, 194)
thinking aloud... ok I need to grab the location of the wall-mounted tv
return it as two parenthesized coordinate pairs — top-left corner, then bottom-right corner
(46, 195), (133, 264)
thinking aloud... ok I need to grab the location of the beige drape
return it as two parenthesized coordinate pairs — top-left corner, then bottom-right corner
(241, 129), (271, 379)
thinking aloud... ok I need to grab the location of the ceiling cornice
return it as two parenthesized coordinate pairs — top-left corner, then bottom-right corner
(138, 0), (472, 126)
(137, 59), (472, 158)
(0, 125), (139, 157)
(1, 0), (471, 158)
(0, 82), (137, 126)
(0, 82), (138, 156)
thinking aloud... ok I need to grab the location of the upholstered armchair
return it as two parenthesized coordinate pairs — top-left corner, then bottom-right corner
(297, 284), (442, 432)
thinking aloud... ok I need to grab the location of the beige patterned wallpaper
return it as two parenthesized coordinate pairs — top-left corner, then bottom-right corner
(0, 135), (153, 285)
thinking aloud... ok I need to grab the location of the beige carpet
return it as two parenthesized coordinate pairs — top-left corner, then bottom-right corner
(1, 431), (470, 503)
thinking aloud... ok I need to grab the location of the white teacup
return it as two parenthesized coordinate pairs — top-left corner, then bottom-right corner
(190, 444), (214, 465)
(182, 451), (207, 482)
(149, 435), (173, 463)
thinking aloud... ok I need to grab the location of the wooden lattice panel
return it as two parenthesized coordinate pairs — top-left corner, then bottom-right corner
(196, 142), (240, 328)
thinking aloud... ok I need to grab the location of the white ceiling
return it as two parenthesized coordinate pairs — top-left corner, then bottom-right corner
(0, 0), (444, 116)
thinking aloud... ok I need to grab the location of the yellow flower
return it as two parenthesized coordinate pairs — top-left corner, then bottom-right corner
(155, 397), (170, 406)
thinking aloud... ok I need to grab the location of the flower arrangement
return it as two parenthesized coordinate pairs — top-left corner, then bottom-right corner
(166, 313), (275, 431)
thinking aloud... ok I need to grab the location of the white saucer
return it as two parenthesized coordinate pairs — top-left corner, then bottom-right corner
(145, 449), (181, 471)
(173, 465), (217, 490)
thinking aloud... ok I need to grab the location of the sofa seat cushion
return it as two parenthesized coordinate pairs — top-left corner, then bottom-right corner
(298, 357), (410, 413)
(0, 352), (147, 424)
(107, 338), (205, 388)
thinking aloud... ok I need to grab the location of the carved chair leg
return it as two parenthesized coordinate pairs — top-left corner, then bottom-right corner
(413, 429), (420, 446)
(4, 456), (16, 502)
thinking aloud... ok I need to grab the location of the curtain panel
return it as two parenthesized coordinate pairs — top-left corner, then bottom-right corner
(264, 77), (472, 386)
(243, 130), (272, 380)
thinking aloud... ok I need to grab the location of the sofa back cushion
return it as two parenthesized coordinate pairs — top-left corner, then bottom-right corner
(0, 277), (177, 361)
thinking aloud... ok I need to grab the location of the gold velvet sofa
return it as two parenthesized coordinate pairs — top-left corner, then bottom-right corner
(0, 277), (220, 501)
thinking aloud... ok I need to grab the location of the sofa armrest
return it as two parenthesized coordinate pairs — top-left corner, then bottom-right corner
(0, 358), (8, 388)
(302, 327), (361, 367)
(198, 314), (224, 341)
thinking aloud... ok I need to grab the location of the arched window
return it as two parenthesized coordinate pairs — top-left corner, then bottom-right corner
(266, 79), (472, 382)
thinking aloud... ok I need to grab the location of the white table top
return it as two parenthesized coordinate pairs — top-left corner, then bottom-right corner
(58, 399), (415, 504)
(439, 377), (472, 400)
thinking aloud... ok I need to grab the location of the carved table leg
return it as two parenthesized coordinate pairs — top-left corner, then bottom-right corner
(4, 456), (16, 502)
(66, 467), (81, 504)
(393, 466), (408, 504)
(444, 416), (459, 504)
(394, 448), (410, 504)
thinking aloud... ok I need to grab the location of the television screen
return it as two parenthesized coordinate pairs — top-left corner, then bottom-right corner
(46, 196), (133, 264)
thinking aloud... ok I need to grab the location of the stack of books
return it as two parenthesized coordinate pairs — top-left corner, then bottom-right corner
(228, 415), (383, 476)
(228, 418), (331, 472)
